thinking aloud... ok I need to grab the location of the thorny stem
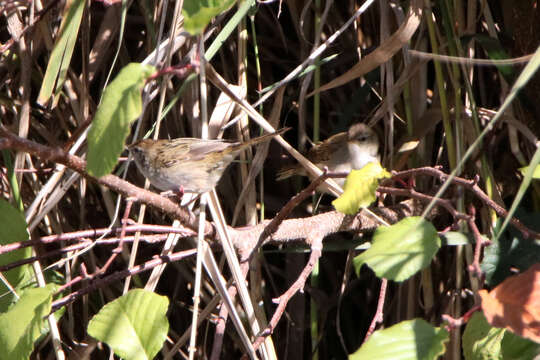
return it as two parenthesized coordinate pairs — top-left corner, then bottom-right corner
(364, 278), (388, 342)
(99, 198), (135, 274)
(252, 236), (324, 351)
(243, 168), (330, 263)
(389, 167), (540, 239)
(4, 126), (540, 340)
(442, 305), (481, 331)
(52, 249), (197, 312)
(466, 205), (490, 280)
(0, 224), (196, 256)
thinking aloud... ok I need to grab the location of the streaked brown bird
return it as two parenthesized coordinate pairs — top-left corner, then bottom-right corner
(276, 123), (379, 187)
(129, 128), (288, 193)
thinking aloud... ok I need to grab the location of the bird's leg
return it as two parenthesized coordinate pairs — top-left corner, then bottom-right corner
(159, 190), (177, 198)
(176, 185), (185, 200)
(159, 186), (184, 202)
(183, 194), (201, 207)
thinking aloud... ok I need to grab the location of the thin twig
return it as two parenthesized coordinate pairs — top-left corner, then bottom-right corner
(363, 279), (388, 342)
(99, 197), (135, 274)
(252, 235), (324, 350)
(378, 186), (470, 221)
(442, 305), (481, 331)
(466, 205), (490, 279)
(0, 224), (195, 256)
(243, 168), (330, 262)
(390, 167), (540, 239)
(52, 249), (197, 312)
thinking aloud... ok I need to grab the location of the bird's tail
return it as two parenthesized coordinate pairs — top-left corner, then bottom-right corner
(229, 127), (290, 155)
(275, 166), (297, 181)
(240, 127), (290, 147)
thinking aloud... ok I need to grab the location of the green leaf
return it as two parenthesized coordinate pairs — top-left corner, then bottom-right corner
(87, 63), (155, 178)
(350, 319), (449, 360)
(440, 231), (472, 246)
(501, 330), (540, 360)
(519, 165), (540, 179)
(354, 217), (441, 281)
(87, 289), (169, 360)
(463, 312), (505, 360)
(439, 231), (490, 246)
(463, 309), (540, 360)
(0, 285), (55, 360)
(182, 0), (236, 35)
(0, 199), (33, 312)
(332, 162), (391, 215)
(481, 212), (540, 287)
(37, 0), (85, 107)
(205, 0), (255, 61)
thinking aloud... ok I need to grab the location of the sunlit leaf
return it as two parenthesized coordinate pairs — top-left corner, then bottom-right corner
(183, 0), (236, 35)
(350, 319), (448, 360)
(519, 165), (540, 179)
(0, 199), (33, 312)
(332, 161), (390, 215)
(354, 217), (441, 281)
(440, 231), (472, 246)
(0, 285), (55, 360)
(88, 289), (169, 360)
(501, 328), (540, 360)
(463, 312), (505, 360)
(87, 63), (155, 178)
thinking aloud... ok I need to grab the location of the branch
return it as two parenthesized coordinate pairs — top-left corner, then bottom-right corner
(242, 168), (331, 262)
(1, 126), (425, 256)
(51, 249), (197, 312)
(390, 167), (540, 239)
(230, 200), (423, 257)
(0, 224), (194, 256)
(364, 278), (388, 341)
(252, 235), (324, 350)
(0, 126), (209, 234)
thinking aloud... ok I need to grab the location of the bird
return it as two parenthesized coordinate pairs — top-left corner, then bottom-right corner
(276, 123), (379, 187)
(128, 128), (288, 194)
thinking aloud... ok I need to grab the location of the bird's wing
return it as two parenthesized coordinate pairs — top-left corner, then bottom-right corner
(177, 138), (234, 161)
(306, 132), (348, 164)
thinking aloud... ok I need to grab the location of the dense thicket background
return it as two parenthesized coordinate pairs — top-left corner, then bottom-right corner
(1, 0), (540, 359)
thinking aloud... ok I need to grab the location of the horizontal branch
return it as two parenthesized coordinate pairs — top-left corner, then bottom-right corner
(0, 126), (210, 234)
(390, 167), (540, 239)
(51, 248), (197, 311)
(1, 126), (423, 257)
(229, 201), (423, 258)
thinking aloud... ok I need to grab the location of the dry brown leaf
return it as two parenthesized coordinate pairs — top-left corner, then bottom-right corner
(478, 263), (540, 343)
(311, 0), (422, 96)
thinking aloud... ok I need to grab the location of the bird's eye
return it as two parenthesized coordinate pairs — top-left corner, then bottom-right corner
(358, 134), (370, 141)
